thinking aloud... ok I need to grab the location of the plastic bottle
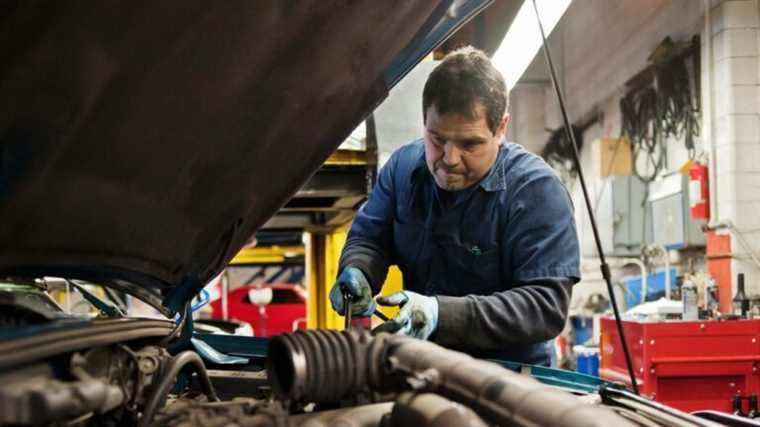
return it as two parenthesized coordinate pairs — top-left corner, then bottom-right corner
(734, 395), (745, 417)
(749, 395), (758, 418)
(682, 278), (698, 321)
(705, 278), (719, 318)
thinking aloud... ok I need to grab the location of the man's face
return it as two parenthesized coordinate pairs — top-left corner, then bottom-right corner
(423, 103), (508, 191)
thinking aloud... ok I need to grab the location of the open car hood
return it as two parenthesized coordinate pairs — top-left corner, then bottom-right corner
(0, 1), (492, 313)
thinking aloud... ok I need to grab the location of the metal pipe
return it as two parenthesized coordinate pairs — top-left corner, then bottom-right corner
(268, 330), (636, 426)
(649, 245), (671, 300)
(288, 403), (393, 427)
(385, 336), (635, 426)
(704, 0), (719, 227)
(390, 393), (488, 427)
(663, 247), (671, 300)
(624, 258), (647, 305)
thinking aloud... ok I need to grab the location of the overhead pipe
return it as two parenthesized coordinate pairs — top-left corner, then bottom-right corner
(620, 258), (648, 306)
(646, 245), (672, 301)
(661, 246), (671, 300)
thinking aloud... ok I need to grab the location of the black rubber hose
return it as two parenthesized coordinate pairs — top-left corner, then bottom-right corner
(267, 329), (384, 403)
(138, 351), (220, 427)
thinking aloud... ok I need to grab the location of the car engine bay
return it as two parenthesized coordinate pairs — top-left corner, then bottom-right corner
(0, 308), (725, 426)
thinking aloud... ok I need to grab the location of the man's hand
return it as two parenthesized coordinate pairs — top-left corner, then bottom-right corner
(373, 291), (438, 340)
(329, 267), (377, 317)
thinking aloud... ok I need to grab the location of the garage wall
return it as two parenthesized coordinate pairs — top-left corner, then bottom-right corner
(551, 0), (705, 128)
(506, 82), (549, 154)
(507, 0), (712, 312)
(374, 59), (438, 167)
(509, 0), (703, 157)
(516, 0), (760, 307)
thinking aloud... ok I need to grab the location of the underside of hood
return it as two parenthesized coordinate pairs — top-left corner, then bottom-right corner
(0, 0), (492, 312)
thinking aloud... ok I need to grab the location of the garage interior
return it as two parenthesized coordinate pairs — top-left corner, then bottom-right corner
(243, 0), (760, 416)
(3, 1), (760, 426)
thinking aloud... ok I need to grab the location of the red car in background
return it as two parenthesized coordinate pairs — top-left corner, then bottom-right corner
(210, 283), (307, 337)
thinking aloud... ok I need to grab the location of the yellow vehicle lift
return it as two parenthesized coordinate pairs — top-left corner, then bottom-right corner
(305, 222), (402, 330)
(249, 130), (403, 330)
(230, 245), (305, 265)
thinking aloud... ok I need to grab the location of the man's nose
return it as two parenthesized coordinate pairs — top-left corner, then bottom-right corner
(442, 143), (461, 166)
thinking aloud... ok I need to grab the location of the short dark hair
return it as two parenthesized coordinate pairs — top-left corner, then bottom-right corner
(422, 46), (508, 134)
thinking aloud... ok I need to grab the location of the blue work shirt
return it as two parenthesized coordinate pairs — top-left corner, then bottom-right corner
(339, 139), (580, 366)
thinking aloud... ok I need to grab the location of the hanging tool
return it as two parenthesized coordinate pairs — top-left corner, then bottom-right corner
(532, 0), (639, 394)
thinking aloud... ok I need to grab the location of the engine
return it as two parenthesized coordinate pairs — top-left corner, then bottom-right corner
(0, 327), (723, 427)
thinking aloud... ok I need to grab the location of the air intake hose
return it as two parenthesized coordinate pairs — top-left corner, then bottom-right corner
(266, 329), (390, 403)
(267, 330), (635, 426)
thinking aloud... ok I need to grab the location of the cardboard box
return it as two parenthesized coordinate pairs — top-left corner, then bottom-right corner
(600, 138), (632, 178)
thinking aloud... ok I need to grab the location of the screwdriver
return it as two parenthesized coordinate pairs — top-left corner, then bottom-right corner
(342, 288), (390, 330)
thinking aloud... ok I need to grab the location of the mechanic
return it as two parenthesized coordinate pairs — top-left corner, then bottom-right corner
(330, 46), (580, 366)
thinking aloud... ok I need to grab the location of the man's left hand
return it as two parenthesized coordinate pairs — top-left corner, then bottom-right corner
(373, 291), (438, 340)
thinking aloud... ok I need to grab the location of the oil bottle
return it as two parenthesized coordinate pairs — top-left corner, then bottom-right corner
(733, 273), (749, 319)
(682, 277), (698, 321)
(705, 278), (719, 318)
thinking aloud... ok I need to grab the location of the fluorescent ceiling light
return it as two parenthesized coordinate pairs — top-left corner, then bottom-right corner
(492, 0), (572, 90)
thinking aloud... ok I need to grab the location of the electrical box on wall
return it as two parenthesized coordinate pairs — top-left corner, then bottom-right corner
(612, 175), (649, 255)
(581, 175), (650, 257)
(648, 173), (706, 249)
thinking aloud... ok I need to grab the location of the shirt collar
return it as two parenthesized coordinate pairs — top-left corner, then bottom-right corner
(410, 148), (428, 184)
(410, 142), (508, 192)
(479, 144), (508, 192)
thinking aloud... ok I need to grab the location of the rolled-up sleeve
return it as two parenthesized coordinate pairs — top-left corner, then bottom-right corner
(507, 173), (581, 282)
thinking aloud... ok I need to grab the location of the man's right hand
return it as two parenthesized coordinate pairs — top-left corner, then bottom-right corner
(329, 267), (376, 317)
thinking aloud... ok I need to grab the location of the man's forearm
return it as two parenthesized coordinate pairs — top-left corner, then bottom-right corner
(338, 236), (390, 294)
(432, 277), (573, 352)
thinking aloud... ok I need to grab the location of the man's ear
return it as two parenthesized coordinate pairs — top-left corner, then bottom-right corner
(496, 114), (510, 141)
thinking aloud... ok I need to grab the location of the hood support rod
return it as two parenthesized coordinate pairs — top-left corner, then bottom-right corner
(531, 0), (638, 394)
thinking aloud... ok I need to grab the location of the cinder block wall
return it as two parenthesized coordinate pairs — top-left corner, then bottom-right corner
(707, 0), (760, 296)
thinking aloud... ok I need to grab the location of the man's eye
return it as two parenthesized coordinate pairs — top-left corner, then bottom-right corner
(432, 137), (445, 146)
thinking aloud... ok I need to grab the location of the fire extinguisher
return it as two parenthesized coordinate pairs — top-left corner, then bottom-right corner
(688, 161), (709, 220)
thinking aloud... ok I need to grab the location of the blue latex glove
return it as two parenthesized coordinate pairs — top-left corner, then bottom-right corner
(373, 291), (438, 340)
(329, 267), (377, 317)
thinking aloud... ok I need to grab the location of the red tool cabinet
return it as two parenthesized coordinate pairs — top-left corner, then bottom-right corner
(600, 318), (760, 413)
